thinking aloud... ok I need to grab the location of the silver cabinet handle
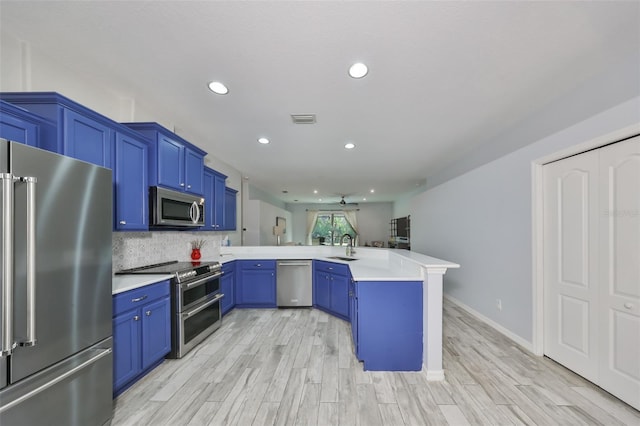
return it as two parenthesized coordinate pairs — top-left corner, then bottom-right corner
(131, 295), (147, 303)
(1, 173), (16, 356)
(180, 183), (185, 187)
(255, 264), (261, 267)
(133, 315), (140, 321)
(22, 176), (37, 346)
(146, 310), (151, 316)
(187, 184), (191, 189)
(119, 220), (126, 225)
(624, 303), (634, 309)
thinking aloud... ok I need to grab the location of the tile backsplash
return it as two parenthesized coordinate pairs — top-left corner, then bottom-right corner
(112, 232), (223, 273)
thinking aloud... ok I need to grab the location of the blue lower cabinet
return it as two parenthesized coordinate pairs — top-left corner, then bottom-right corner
(236, 260), (276, 307)
(221, 261), (235, 315)
(353, 281), (423, 371)
(112, 280), (171, 396)
(313, 261), (350, 321)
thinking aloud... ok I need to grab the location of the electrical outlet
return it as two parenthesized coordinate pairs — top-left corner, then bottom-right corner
(496, 299), (502, 311)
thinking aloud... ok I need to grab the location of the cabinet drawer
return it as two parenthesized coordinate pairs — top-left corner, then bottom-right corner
(238, 260), (275, 270)
(314, 260), (349, 276)
(221, 261), (235, 274)
(113, 280), (170, 316)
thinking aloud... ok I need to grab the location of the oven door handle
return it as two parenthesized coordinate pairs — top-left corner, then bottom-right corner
(182, 293), (224, 319)
(180, 271), (223, 290)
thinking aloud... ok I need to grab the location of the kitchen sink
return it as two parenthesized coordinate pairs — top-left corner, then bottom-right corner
(327, 256), (359, 262)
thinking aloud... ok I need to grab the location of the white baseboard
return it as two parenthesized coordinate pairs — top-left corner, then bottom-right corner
(444, 294), (535, 353)
(424, 368), (445, 381)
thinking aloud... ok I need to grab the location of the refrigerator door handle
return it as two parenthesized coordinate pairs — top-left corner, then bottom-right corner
(1, 173), (17, 356)
(21, 176), (37, 347)
(0, 347), (112, 414)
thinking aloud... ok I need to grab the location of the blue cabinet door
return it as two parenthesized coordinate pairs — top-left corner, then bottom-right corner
(113, 310), (141, 392)
(201, 169), (215, 230)
(0, 101), (39, 146)
(63, 109), (113, 168)
(115, 132), (149, 230)
(237, 261), (276, 307)
(221, 262), (235, 315)
(141, 296), (171, 369)
(184, 147), (204, 195)
(213, 173), (226, 229)
(330, 273), (350, 320)
(157, 135), (185, 191)
(350, 281), (359, 359)
(314, 271), (331, 311)
(223, 187), (237, 231)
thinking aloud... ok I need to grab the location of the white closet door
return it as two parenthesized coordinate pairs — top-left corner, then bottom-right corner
(597, 136), (640, 409)
(543, 150), (600, 382)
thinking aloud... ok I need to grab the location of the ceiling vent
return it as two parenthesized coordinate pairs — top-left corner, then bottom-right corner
(291, 114), (316, 124)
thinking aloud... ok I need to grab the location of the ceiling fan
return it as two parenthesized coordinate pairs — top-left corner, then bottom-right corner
(338, 195), (359, 206)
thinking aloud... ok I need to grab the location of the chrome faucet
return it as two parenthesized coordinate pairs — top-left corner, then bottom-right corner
(342, 234), (355, 257)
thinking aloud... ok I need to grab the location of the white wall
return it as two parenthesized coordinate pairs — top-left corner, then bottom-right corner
(244, 199), (292, 246)
(287, 202), (393, 246)
(409, 96), (640, 344)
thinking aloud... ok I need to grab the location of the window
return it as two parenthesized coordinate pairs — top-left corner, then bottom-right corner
(311, 213), (356, 245)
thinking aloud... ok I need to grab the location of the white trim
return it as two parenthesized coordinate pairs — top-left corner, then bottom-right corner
(424, 368), (445, 381)
(445, 294), (534, 353)
(530, 123), (640, 358)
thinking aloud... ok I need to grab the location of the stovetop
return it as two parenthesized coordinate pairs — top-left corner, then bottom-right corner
(116, 260), (221, 283)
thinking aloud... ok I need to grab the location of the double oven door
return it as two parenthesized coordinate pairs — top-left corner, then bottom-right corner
(171, 271), (224, 358)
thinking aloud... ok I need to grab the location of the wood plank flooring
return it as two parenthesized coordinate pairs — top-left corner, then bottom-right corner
(111, 301), (640, 425)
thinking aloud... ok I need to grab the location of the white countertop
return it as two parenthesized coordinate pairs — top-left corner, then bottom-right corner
(113, 246), (459, 295)
(112, 273), (173, 295)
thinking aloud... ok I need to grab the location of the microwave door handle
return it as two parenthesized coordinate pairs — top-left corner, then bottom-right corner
(189, 202), (195, 223)
(21, 177), (37, 346)
(191, 201), (200, 224)
(1, 173), (16, 356)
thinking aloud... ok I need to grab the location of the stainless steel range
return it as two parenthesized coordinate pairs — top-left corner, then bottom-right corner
(117, 260), (223, 358)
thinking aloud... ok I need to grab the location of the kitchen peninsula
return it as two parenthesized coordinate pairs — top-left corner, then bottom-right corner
(113, 246), (459, 380)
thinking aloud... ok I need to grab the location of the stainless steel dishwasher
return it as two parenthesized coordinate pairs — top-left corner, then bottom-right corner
(276, 259), (312, 307)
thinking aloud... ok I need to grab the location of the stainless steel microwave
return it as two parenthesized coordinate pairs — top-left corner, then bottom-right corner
(150, 186), (205, 227)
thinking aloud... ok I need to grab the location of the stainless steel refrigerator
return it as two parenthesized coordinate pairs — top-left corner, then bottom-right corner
(0, 139), (113, 425)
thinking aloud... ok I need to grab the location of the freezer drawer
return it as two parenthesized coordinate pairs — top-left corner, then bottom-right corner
(0, 338), (113, 426)
(277, 260), (312, 307)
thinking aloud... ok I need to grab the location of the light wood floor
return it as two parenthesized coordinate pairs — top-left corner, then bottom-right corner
(111, 301), (640, 425)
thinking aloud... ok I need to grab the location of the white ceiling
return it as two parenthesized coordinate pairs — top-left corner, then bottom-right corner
(1, 1), (639, 204)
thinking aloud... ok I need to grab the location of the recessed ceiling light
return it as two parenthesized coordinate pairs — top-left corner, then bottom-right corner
(349, 62), (368, 79)
(258, 137), (270, 144)
(313, 190), (318, 194)
(208, 81), (229, 95)
(344, 142), (355, 149)
(370, 189), (375, 193)
(363, 198), (367, 201)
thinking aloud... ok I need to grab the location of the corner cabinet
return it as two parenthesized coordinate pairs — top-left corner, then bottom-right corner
(313, 260), (350, 320)
(0, 92), (114, 168)
(112, 280), (171, 396)
(114, 130), (150, 231)
(123, 122), (206, 196)
(236, 260), (276, 308)
(221, 261), (235, 315)
(351, 280), (423, 371)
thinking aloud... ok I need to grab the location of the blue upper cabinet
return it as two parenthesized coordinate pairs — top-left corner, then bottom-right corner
(200, 166), (227, 231)
(0, 92), (114, 168)
(223, 187), (238, 231)
(0, 100), (55, 147)
(123, 122), (206, 196)
(114, 130), (150, 231)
